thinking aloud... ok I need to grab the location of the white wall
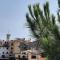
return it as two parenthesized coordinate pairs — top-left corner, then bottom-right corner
(0, 47), (9, 57)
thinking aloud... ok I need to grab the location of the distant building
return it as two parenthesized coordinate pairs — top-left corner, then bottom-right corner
(9, 38), (31, 58)
(20, 49), (45, 60)
(0, 40), (9, 58)
(0, 34), (45, 60)
(0, 47), (9, 58)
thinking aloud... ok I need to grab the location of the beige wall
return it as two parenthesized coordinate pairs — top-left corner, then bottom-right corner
(28, 53), (40, 60)
(9, 40), (21, 58)
(13, 41), (21, 54)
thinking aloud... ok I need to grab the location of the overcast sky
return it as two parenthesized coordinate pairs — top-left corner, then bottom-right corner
(0, 0), (58, 40)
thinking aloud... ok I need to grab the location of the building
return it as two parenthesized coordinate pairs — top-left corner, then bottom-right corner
(9, 38), (31, 58)
(0, 34), (45, 60)
(20, 49), (45, 60)
(0, 40), (9, 58)
(0, 36), (32, 58)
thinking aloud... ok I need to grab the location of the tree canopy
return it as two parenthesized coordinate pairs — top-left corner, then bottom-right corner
(26, 0), (60, 60)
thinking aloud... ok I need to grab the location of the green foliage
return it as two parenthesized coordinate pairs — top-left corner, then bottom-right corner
(26, 0), (60, 60)
(58, 0), (60, 8)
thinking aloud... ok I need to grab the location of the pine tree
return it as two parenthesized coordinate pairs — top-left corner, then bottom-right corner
(26, 0), (60, 60)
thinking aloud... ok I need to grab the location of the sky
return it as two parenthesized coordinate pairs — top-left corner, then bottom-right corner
(0, 0), (58, 40)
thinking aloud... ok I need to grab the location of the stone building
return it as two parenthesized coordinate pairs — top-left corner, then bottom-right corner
(9, 39), (22, 58)
(20, 49), (45, 60)
(0, 34), (45, 60)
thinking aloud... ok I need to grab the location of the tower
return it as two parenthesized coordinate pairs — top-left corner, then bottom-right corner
(6, 34), (10, 41)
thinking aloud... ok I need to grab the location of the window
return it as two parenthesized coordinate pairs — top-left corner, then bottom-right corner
(31, 55), (36, 59)
(22, 52), (26, 54)
(5, 42), (6, 44)
(2, 52), (4, 54)
(6, 52), (8, 54)
(11, 47), (13, 49)
(6, 47), (8, 49)
(11, 43), (13, 45)
(2, 55), (5, 58)
(18, 55), (20, 58)
(40, 53), (45, 57)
